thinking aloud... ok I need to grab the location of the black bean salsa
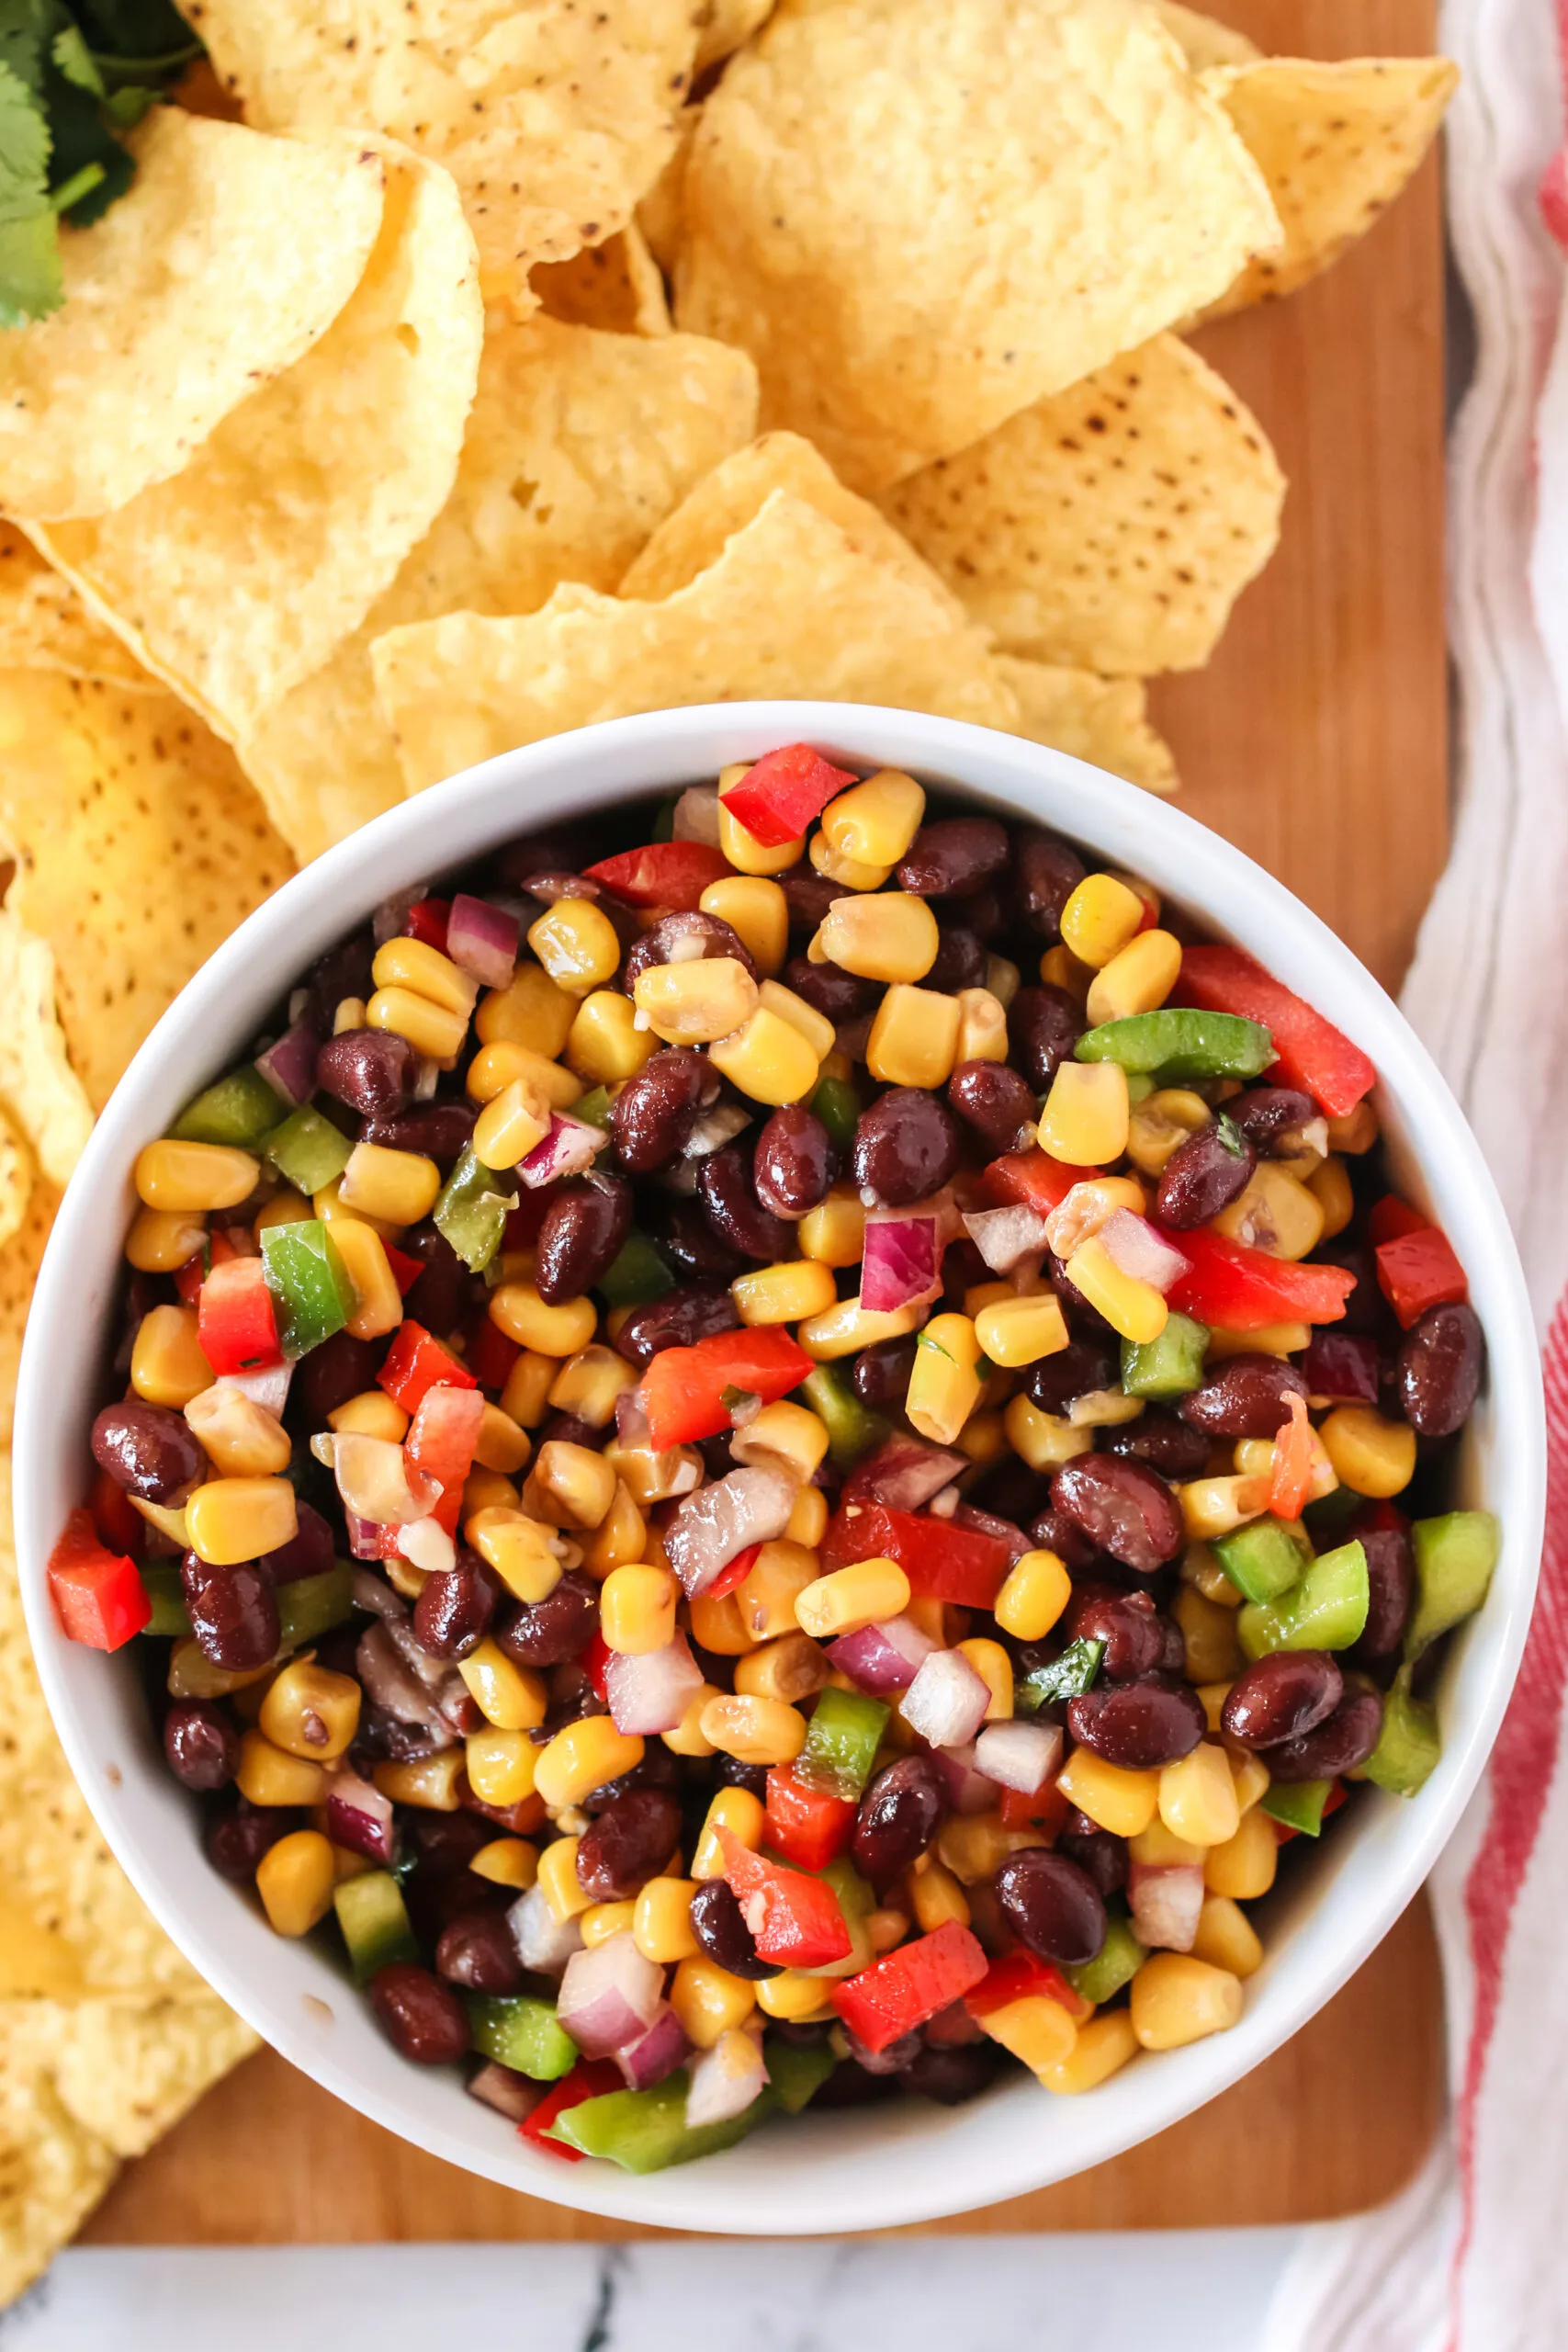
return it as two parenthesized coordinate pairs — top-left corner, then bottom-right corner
(51, 746), (1499, 2174)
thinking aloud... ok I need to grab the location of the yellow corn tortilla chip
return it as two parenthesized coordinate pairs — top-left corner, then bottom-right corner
(675, 0), (1280, 492)
(637, 108), (698, 277)
(695, 0), (773, 72)
(1154, 3), (1259, 70)
(998, 656), (1178, 793)
(186, 0), (702, 294)
(0, 676), (292, 1110)
(0, 112), (385, 522)
(0, 528), (152, 689)
(0, 1118), (28, 1256)
(371, 488), (1021, 790)
(43, 1997), (258, 2158)
(1201, 57), (1459, 319)
(0, 2013), (118, 2310)
(33, 141), (484, 748)
(879, 335), (1284, 676)
(534, 225), (671, 336)
(619, 429), (963, 614)
(0, 912), (96, 1190)
(0, 1185), (56, 1452)
(239, 315), (759, 859)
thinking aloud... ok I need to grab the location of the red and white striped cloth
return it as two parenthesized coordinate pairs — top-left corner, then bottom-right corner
(1265, 6), (1568, 2346)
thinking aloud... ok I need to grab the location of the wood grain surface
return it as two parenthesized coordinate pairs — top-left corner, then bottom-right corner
(83, 0), (1450, 2245)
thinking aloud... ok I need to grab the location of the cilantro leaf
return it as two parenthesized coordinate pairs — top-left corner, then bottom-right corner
(0, 54), (50, 219)
(0, 0), (59, 99)
(50, 19), (99, 90)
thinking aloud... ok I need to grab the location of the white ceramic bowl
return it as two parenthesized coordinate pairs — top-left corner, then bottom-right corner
(16, 705), (1543, 2233)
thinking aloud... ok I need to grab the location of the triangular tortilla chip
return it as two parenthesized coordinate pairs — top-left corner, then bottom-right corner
(0, 528), (152, 688)
(1154, 3), (1259, 70)
(998, 657), (1178, 794)
(0, 913), (93, 1191)
(533, 225), (671, 336)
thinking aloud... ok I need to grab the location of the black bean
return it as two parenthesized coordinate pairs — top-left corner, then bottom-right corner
(852, 1756), (946, 1883)
(947, 1060), (1039, 1155)
(697, 1140), (795, 1261)
(1008, 986), (1082, 1090)
(180, 1554), (279, 1672)
(780, 872), (840, 941)
(537, 1412), (603, 1452)
(1027, 1504), (1099, 1573)
(1050, 1253), (1115, 1341)
(754, 1107), (837, 1220)
(1066, 1680), (1206, 1770)
(1228, 1088), (1317, 1152)
(852, 1336), (919, 1408)
(1348, 1505), (1416, 1663)
(412, 1554), (500, 1661)
(1026, 1342), (1115, 1415)
(1063, 1584), (1168, 1681)
(370, 1962), (470, 2064)
(295, 1330), (386, 1429)
(1156, 1122), (1256, 1228)
(851, 1089), (960, 1206)
(897, 817), (1010, 899)
(688, 1877), (780, 1978)
(581, 1744), (682, 1814)
(257, 1501), (335, 1584)
(781, 953), (876, 1023)
(1051, 1453), (1183, 1575)
(1056, 1826), (1127, 1902)
(575, 1791), (682, 1902)
(1315, 1241), (1385, 1336)
(1179, 1355), (1310, 1441)
(610, 1050), (719, 1173)
(994, 1848), (1106, 1966)
(1264, 1688), (1383, 1782)
(317, 1029), (414, 1118)
(622, 910), (757, 990)
(1104, 1409), (1211, 1480)
(492, 1571), (597, 1667)
(1222, 1652), (1344, 1749)
(927, 926), (987, 993)
(91, 1401), (204, 1504)
(434, 1912), (525, 1995)
(1397, 1302), (1483, 1438)
(536, 1176), (633, 1303)
(361, 1102), (478, 1162)
(710, 1753), (770, 1798)
(396, 1224), (470, 1339)
(402, 1812), (496, 1879)
(647, 1196), (747, 1284)
(164, 1702), (239, 1792)
(205, 1802), (296, 1883)
(1014, 829), (1087, 942)
(843, 2026), (923, 2076)
(304, 932), (376, 1036)
(615, 1284), (739, 1365)
(496, 825), (601, 886)
(907, 2041), (1005, 2103)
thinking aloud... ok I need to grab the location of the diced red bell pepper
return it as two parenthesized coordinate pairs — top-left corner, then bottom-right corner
(1375, 1225), (1468, 1329)
(89, 1467), (144, 1558)
(1164, 1227), (1357, 1331)
(462, 1314), (520, 1393)
(708, 1541), (761, 1602)
(197, 1255), (281, 1376)
(378, 1318), (478, 1414)
(830, 1919), (988, 2053)
(764, 1764), (856, 1872)
(404, 896), (451, 952)
(582, 841), (735, 911)
(461, 1783), (547, 1835)
(48, 1509), (151, 1650)
(582, 1630), (611, 1702)
(382, 1239), (424, 1299)
(717, 744), (857, 850)
(821, 1500), (1010, 1610)
(1177, 945), (1376, 1118)
(521, 2058), (623, 2160)
(405, 1383), (485, 1534)
(1368, 1193), (1427, 1250)
(998, 1781), (1071, 1838)
(637, 1327), (813, 1450)
(1268, 1390), (1314, 1521)
(175, 1222), (238, 1304)
(717, 1827), (852, 1968)
(964, 1949), (1092, 2024)
(985, 1148), (1097, 1216)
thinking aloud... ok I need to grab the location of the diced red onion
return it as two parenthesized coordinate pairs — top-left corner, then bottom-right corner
(975, 1719), (1063, 1797)
(664, 1465), (796, 1599)
(615, 1390), (652, 1448)
(949, 1502), (1032, 1565)
(373, 886), (432, 945)
(253, 1019), (319, 1112)
(446, 893), (519, 991)
(685, 2029), (769, 2127)
(1099, 1210), (1190, 1296)
(217, 1363), (292, 1419)
(928, 1742), (1000, 1815)
(323, 1765), (395, 1864)
(845, 1434), (967, 1511)
(617, 2003), (692, 2092)
(510, 1884), (583, 1977)
(861, 1210), (943, 1314)
(1303, 1330), (1379, 1403)
(827, 1611), (938, 1695)
(963, 1204), (1052, 1274)
(354, 1623), (456, 1747)
(468, 2061), (542, 2122)
(1129, 1862), (1204, 1952)
(557, 1933), (664, 2058)
(604, 1634), (705, 1735)
(516, 1113), (605, 1190)
(682, 1102), (752, 1159)
(345, 1510), (391, 1561)
(673, 783), (722, 845)
(350, 1566), (404, 1621)
(900, 1648), (992, 1750)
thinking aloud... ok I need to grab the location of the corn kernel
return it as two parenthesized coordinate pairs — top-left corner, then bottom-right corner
(310, 1177), (399, 1242)
(1326, 1100), (1379, 1154)
(799, 1184), (866, 1268)
(978, 1992), (1078, 2077)
(756, 1971), (836, 2022)
(563, 989), (653, 1086)
(1040, 944), (1092, 1002)
(1041, 2008), (1140, 2094)
(634, 956), (759, 1046)
(366, 986), (468, 1063)
(1065, 1235), (1166, 1344)
(501, 1350), (560, 1427)
(1190, 1893), (1262, 1980)
(1184, 1542), (1241, 1608)
(468, 1040), (582, 1109)
(908, 1857), (971, 1932)
(735, 1541), (819, 1642)
(987, 954), (1022, 1007)
(734, 1631), (829, 1705)
(186, 1476), (297, 1567)
(458, 1639), (547, 1730)
(956, 1637), (1013, 1720)
(1158, 1742), (1241, 1849)
(730, 1258), (838, 1328)
(821, 769), (925, 866)
(464, 1466), (519, 1521)
(863, 983), (961, 1088)
(716, 795), (804, 876)
(259, 1657), (360, 1762)
(1131, 1951), (1244, 2050)
(311, 1218), (398, 1345)
(466, 1402), (527, 1480)
(662, 1679), (724, 1758)
(1203, 1807), (1279, 1900)
(134, 1139), (258, 1213)
(797, 1293), (926, 1361)
(1126, 1088), (1211, 1177)
(813, 891), (938, 984)
(1059, 874), (1145, 968)
(469, 1838), (538, 1890)
(466, 1507), (563, 1603)
(185, 1384), (293, 1478)
(958, 1410), (1008, 1464)
(531, 1438), (616, 1531)
(707, 1003), (820, 1106)
(700, 876), (788, 977)
(795, 1556), (911, 1642)
(975, 1292), (1069, 1369)
(671, 1955), (757, 2048)
(1230, 1750), (1269, 1815)
(730, 1402), (829, 1484)
(604, 1437), (704, 1509)
(785, 1487), (828, 1547)
(537, 1834), (593, 1921)
(581, 1479), (647, 1579)
(1175, 1475), (1270, 1543)
(254, 1189), (316, 1232)
(535, 1717), (644, 1811)
(1040, 1062), (1130, 1167)
(490, 1281), (597, 1357)
(692, 1786), (765, 1879)
(546, 1347), (633, 1430)
(995, 1548), (1071, 1642)
(238, 1728), (325, 1808)
(465, 1726), (539, 1807)
(1303, 1151), (1352, 1238)
(1129, 1818), (1204, 1869)
(600, 1563), (678, 1656)
(633, 1876), (700, 1963)
(472, 1077), (551, 1170)
(477, 963), (576, 1057)
(809, 829), (889, 891)
(867, 1907), (911, 1954)
(756, 978), (835, 1063)
(526, 899), (621, 996)
(698, 1692), (806, 1767)
(1173, 1584), (1244, 1683)
(953, 986), (1008, 1063)
(372, 1751), (464, 1810)
(1213, 1164), (1325, 1262)
(370, 936), (477, 1017)
(125, 1204), (206, 1273)
(905, 1312), (983, 1444)
(1004, 1393), (1092, 1472)
(1056, 1749), (1159, 1838)
(1319, 1405), (1416, 1498)
(580, 1900), (638, 1948)
(255, 1828), (336, 1938)
(339, 1141), (441, 1226)
(1085, 928), (1182, 1025)
(333, 997), (366, 1034)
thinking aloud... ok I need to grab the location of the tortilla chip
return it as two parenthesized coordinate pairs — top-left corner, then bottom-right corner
(0, 1122), (28, 1256)
(240, 315), (759, 859)
(674, 0), (1280, 492)
(0, 676), (292, 1110)
(45, 1997), (258, 2159)
(998, 656), (1179, 793)
(1202, 58), (1459, 318)
(0, 2013), (118, 2310)
(695, 0), (773, 72)
(0, 913), (95, 1191)
(534, 225), (671, 336)
(372, 488), (1021, 790)
(879, 335), (1284, 676)
(638, 108), (699, 276)
(1154, 4), (1259, 70)
(33, 141), (483, 747)
(0, 112), (385, 522)
(0, 1186), (56, 1452)
(0, 529), (152, 689)
(186, 0), (702, 294)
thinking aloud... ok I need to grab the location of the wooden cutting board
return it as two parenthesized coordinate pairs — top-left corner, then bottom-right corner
(81, 0), (1450, 2245)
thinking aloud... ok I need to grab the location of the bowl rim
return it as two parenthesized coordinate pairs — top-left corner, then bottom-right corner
(14, 702), (1545, 2233)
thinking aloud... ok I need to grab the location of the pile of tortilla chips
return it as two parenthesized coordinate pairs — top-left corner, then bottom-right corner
(0, 0), (1452, 2299)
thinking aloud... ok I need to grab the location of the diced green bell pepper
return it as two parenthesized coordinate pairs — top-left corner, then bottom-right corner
(468, 1994), (579, 2080)
(138, 1561), (190, 1636)
(1016, 1635), (1104, 1713)
(652, 796), (678, 842)
(1405, 1510), (1500, 1661)
(1260, 1779), (1332, 1837)
(797, 1363), (887, 1470)
(333, 1870), (418, 1984)
(1213, 1514), (1314, 1605)
(276, 1562), (355, 1652)
(795, 1686), (889, 1801)
(263, 1105), (354, 1196)
(546, 2075), (771, 2171)
(1360, 1666), (1440, 1795)
(1075, 1009), (1275, 1084)
(1121, 1312), (1208, 1399)
(1238, 1539), (1369, 1659)
(570, 1085), (612, 1132)
(598, 1229), (675, 1307)
(809, 1073), (862, 1157)
(260, 1219), (355, 1358)
(764, 2032), (836, 2114)
(434, 1145), (515, 1274)
(1065, 1912), (1145, 2005)
(171, 1066), (286, 1148)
